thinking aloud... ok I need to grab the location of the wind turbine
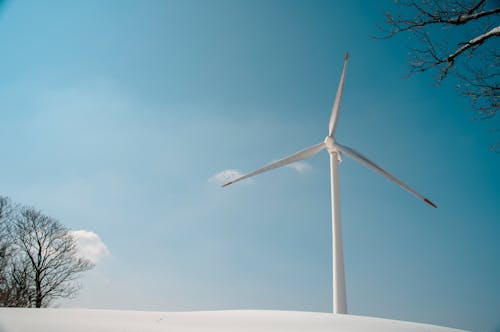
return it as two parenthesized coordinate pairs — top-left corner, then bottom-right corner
(222, 52), (437, 315)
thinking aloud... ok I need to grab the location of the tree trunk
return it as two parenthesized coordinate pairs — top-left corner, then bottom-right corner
(35, 271), (42, 308)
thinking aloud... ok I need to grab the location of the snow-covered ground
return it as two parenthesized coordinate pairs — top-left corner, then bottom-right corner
(0, 309), (465, 332)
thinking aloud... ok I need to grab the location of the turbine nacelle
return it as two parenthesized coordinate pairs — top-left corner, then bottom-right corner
(324, 136), (337, 154)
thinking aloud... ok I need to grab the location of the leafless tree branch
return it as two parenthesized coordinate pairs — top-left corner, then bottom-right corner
(378, 0), (500, 151)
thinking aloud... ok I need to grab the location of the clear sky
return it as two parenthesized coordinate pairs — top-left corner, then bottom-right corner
(0, 1), (499, 331)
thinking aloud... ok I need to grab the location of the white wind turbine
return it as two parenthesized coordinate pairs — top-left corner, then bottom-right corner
(222, 52), (437, 315)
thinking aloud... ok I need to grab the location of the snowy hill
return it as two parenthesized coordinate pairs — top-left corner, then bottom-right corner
(0, 309), (465, 332)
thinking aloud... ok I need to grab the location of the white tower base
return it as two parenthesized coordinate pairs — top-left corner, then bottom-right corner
(330, 151), (347, 314)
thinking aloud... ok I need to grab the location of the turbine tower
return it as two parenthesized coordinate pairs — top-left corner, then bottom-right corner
(222, 52), (437, 315)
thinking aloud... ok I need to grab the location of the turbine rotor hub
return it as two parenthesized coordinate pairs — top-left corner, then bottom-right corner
(324, 136), (337, 153)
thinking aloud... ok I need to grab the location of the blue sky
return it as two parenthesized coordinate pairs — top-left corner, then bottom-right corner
(0, 1), (499, 331)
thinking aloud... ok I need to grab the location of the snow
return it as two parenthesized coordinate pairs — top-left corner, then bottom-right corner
(0, 309), (465, 332)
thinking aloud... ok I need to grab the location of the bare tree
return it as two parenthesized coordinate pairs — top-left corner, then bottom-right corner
(378, 0), (499, 151)
(0, 196), (15, 305)
(9, 207), (94, 307)
(0, 197), (30, 307)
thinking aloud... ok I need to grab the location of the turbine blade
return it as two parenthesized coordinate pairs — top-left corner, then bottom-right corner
(335, 143), (437, 208)
(222, 142), (325, 187)
(328, 52), (349, 137)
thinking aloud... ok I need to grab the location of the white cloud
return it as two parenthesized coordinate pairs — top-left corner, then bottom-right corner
(286, 161), (311, 173)
(208, 169), (253, 186)
(70, 230), (110, 264)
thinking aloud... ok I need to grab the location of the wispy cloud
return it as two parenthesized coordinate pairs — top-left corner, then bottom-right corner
(286, 161), (311, 173)
(70, 230), (110, 264)
(208, 169), (253, 186)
